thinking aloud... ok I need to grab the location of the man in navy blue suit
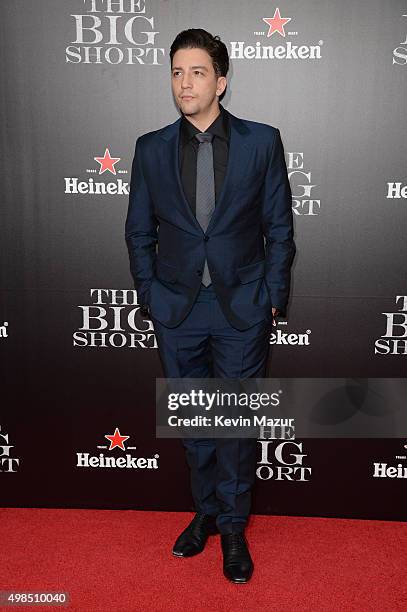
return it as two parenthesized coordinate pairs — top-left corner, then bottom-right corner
(125, 29), (295, 583)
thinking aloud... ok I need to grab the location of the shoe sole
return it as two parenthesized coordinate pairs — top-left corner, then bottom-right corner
(172, 548), (203, 557)
(224, 573), (253, 583)
(172, 527), (218, 557)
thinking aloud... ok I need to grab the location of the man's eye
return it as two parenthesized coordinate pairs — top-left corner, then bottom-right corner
(194, 71), (203, 75)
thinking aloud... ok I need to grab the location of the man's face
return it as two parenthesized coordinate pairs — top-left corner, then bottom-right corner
(171, 47), (226, 117)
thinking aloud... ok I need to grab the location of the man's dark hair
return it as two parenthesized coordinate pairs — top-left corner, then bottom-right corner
(170, 28), (229, 101)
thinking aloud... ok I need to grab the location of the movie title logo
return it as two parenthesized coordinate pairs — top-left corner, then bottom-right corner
(66, 0), (164, 65)
(288, 152), (321, 216)
(375, 295), (407, 355)
(257, 441), (312, 481)
(256, 425), (312, 481)
(393, 13), (407, 65)
(0, 425), (20, 473)
(73, 289), (157, 349)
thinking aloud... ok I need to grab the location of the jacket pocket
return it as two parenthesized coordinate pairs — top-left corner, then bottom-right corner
(155, 259), (178, 283)
(236, 259), (265, 284)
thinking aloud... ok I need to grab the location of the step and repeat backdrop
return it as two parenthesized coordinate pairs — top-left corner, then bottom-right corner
(1, 1), (406, 520)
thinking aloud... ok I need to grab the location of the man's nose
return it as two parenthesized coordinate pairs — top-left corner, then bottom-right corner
(181, 74), (192, 88)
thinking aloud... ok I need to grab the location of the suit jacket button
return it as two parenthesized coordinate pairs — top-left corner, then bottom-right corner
(197, 270), (202, 276)
(204, 235), (209, 242)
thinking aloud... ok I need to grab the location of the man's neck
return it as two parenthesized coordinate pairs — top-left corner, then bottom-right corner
(183, 103), (221, 133)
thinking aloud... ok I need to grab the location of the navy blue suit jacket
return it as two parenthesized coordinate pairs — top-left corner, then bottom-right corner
(125, 107), (295, 330)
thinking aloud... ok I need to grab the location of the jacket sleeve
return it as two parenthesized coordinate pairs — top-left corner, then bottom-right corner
(125, 136), (158, 306)
(261, 128), (296, 317)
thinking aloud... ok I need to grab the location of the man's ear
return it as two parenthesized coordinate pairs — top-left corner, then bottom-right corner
(216, 76), (227, 97)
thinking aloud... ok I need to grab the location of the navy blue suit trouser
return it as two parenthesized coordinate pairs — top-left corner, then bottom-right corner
(151, 283), (272, 534)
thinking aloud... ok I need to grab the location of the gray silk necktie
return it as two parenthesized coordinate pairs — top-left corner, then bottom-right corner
(195, 132), (215, 286)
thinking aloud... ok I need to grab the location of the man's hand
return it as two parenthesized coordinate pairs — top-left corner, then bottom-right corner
(140, 303), (150, 318)
(271, 307), (280, 327)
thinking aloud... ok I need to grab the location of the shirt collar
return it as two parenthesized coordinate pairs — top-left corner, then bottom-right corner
(180, 103), (230, 146)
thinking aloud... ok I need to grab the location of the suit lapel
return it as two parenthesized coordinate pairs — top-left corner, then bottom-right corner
(158, 108), (252, 234)
(207, 111), (252, 233)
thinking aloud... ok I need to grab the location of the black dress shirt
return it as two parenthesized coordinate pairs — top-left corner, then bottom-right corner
(179, 103), (230, 215)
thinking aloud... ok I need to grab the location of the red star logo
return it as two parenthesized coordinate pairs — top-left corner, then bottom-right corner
(104, 428), (130, 451)
(263, 8), (292, 38)
(94, 148), (121, 175)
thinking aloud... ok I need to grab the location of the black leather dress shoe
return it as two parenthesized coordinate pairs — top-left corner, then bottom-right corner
(172, 513), (218, 557)
(221, 533), (254, 583)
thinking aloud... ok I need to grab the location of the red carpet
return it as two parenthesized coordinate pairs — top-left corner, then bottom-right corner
(0, 508), (406, 612)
